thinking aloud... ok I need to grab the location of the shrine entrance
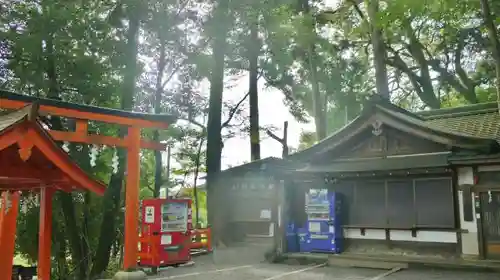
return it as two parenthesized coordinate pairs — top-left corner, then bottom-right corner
(0, 91), (175, 279)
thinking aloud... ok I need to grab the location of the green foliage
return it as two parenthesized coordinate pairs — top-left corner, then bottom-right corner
(3, 0), (500, 276)
(2, 0), (212, 277)
(179, 188), (208, 227)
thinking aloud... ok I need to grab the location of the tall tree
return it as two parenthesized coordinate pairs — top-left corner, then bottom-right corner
(248, 5), (261, 161)
(205, 0), (230, 244)
(479, 0), (500, 108)
(366, 0), (390, 99)
(298, 0), (327, 140)
(91, 1), (142, 276)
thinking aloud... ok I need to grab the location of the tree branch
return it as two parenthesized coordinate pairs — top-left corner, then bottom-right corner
(221, 91), (250, 129)
(455, 29), (475, 92)
(428, 59), (477, 103)
(161, 63), (182, 90)
(179, 89), (250, 133)
(266, 130), (282, 143)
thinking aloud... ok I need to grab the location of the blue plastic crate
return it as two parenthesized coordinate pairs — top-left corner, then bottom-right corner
(297, 228), (311, 252)
(285, 223), (299, 252)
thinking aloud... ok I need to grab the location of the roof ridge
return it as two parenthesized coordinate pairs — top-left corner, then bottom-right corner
(377, 106), (495, 141)
(418, 102), (499, 119)
(369, 94), (426, 120)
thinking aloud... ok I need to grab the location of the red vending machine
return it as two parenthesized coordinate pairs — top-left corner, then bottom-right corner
(139, 198), (193, 267)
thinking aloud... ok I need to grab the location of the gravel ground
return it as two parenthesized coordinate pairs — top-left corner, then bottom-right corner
(153, 263), (384, 280)
(153, 264), (499, 280)
(148, 239), (499, 280)
(384, 268), (499, 280)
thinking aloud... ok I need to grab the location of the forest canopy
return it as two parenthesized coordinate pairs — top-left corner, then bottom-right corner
(1, 0), (499, 278)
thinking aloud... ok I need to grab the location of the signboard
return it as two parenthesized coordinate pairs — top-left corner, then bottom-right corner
(145, 206), (155, 224)
(260, 209), (271, 219)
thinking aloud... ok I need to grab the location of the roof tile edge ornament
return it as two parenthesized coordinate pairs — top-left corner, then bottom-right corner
(17, 133), (35, 162)
(372, 119), (383, 136)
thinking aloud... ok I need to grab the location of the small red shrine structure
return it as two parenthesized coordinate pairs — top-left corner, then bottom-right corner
(0, 104), (107, 280)
(0, 90), (175, 279)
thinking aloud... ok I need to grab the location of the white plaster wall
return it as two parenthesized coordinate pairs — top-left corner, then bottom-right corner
(457, 167), (479, 256)
(343, 229), (457, 243)
(478, 165), (500, 172)
(344, 229), (386, 240)
(390, 230), (457, 243)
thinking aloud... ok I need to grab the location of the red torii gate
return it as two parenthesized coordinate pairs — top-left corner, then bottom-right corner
(0, 91), (175, 278)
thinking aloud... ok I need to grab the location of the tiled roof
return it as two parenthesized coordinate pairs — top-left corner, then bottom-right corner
(289, 98), (500, 160)
(378, 105), (494, 140)
(0, 105), (32, 132)
(418, 102), (500, 141)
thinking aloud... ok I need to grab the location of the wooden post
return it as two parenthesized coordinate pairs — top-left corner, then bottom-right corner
(0, 191), (20, 280)
(273, 180), (286, 255)
(38, 188), (54, 280)
(0, 192), (5, 240)
(123, 126), (141, 270)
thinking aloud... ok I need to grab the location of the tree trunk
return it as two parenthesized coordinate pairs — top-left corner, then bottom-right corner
(43, 12), (91, 278)
(282, 121), (288, 158)
(307, 48), (327, 140)
(91, 4), (141, 276)
(53, 224), (69, 280)
(480, 0), (500, 110)
(206, 0), (230, 245)
(193, 136), (205, 227)
(248, 16), (261, 161)
(81, 190), (92, 278)
(151, 47), (167, 272)
(153, 38), (167, 199)
(367, 0), (390, 99)
(298, 0), (327, 140)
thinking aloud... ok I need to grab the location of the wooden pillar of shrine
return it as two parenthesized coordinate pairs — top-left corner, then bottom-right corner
(123, 126), (141, 270)
(0, 192), (5, 239)
(0, 191), (20, 280)
(38, 188), (54, 280)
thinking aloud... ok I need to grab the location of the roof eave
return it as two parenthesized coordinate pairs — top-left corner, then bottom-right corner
(0, 90), (177, 126)
(29, 122), (107, 195)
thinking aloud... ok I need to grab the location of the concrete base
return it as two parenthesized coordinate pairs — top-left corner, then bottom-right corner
(283, 252), (500, 272)
(461, 254), (480, 261)
(113, 271), (147, 280)
(328, 257), (408, 270)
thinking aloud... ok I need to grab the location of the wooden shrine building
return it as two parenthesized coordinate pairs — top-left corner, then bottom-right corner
(212, 157), (288, 244)
(216, 95), (500, 262)
(281, 96), (500, 260)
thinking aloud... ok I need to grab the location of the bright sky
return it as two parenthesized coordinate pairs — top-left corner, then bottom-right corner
(220, 75), (315, 169)
(220, 0), (342, 168)
(165, 0), (341, 173)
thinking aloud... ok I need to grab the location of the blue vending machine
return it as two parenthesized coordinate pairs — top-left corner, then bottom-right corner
(304, 189), (343, 253)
